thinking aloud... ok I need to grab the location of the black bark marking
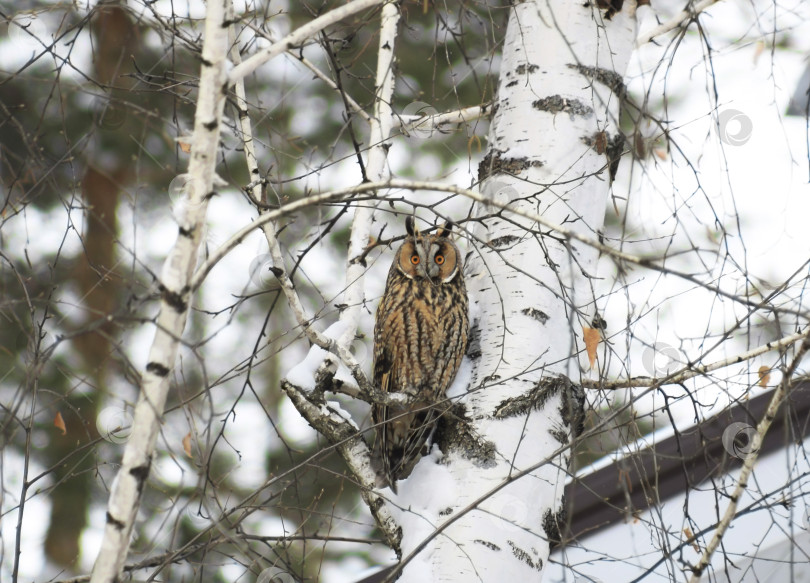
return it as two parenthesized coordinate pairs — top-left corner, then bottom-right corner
(606, 132), (626, 183)
(106, 512), (126, 530)
(474, 539), (501, 551)
(162, 287), (188, 313)
(488, 234), (521, 249)
(507, 540), (541, 570)
(543, 502), (566, 550)
(515, 63), (539, 75)
(146, 362), (170, 377)
(129, 463), (151, 483)
(521, 307), (549, 324)
(550, 427), (568, 445)
(130, 462), (151, 496)
(466, 323), (482, 360)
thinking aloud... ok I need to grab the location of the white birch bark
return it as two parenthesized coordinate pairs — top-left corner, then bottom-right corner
(336, 0), (399, 352)
(392, 2), (639, 580)
(88, 0), (230, 580)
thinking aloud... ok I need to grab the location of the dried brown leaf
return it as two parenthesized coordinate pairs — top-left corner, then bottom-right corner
(54, 411), (67, 435)
(183, 432), (193, 458)
(583, 327), (600, 369)
(758, 365), (771, 387)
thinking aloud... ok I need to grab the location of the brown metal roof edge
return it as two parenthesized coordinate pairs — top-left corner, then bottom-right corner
(562, 381), (810, 541)
(356, 382), (810, 582)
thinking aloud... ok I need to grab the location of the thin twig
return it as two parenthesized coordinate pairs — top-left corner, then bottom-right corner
(583, 328), (810, 389)
(687, 336), (810, 580)
(636, 0), (721, 47)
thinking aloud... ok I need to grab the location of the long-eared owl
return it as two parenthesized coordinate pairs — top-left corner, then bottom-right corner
(372, 217), (469, 493)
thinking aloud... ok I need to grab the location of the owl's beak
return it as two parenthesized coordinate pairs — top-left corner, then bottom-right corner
(427, 264), (441, 284)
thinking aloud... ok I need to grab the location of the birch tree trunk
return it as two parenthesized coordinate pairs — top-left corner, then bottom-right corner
(89, 0), (230, 579)
(392, 2), (638, 579)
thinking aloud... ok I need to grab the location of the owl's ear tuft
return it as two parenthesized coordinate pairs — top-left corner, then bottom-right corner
(436, 221), (454, 239)
(405, 216), (417, 237)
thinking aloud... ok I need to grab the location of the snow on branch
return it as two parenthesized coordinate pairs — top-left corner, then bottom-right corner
(280, 321), (402, 550)
(225, 0), (403, 551)
(89, 0), (230, 580)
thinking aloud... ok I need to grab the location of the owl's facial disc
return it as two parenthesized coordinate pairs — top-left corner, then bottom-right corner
(427, 241), (457, 284)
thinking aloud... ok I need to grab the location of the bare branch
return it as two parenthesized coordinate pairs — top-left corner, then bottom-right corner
(584, 328), (810, 389)
(89, 0), (231, 580)
(687, 336), (810, 581)
(228, 0), (386, 84)
(636, 0), (722, 47)
(335, 1), (400, 352)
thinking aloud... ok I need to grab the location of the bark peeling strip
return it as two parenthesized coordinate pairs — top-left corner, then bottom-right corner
(566, 63), (626, 97)
(436, 402), (497, 468)
(477, 149), (544, 182)
(532, 96), (593, 119)
(493, 376), (569, 418)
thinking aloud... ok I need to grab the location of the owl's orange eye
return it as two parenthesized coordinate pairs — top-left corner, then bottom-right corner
(410, 255), (420, 265)
(435, 255), (445, 265)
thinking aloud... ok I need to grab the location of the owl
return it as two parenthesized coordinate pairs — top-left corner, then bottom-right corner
(372, 217), (469, 493)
